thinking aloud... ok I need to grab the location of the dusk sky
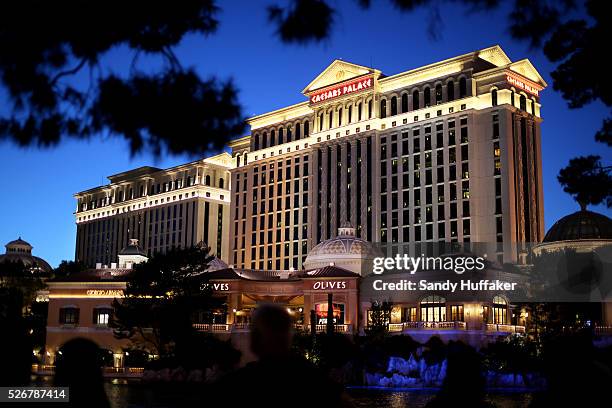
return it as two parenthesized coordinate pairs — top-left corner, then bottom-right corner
(1, 0), (610, 267)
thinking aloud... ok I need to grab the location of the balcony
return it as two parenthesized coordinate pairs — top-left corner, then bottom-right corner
(307, 324), (351, 333)
(192, 323), (231, 332)
(387, 321), (467, 332)
(486, 324), (526, 333)
(32, 365), (144, 378)
(192, 323), (352, 333)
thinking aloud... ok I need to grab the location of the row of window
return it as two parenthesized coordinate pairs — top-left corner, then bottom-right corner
(81, 174), (226, 212)
(59, 307), (112, 326)
(386, 295), (508, 324)
(380, 78), (468, 119)
(253, 120), (311, 150)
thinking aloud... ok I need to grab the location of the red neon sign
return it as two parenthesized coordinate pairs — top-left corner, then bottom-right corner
(309, 75), (373, 104)
(506, 73), (542, 96)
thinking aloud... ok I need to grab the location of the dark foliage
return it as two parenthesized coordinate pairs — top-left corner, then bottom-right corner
(268, 0), (334, 44)
(110, 244), (227, 358)
(0, 261), (46, 385)
(53, 260), (87, 279)
(482, 334), (539, 373)
(557, 155), (612, 209)
(1, 0), (610, 157)
(0, 1), (245, 156)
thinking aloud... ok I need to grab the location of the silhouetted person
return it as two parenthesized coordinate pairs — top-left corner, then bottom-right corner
(426, 341), (493, 408)
(53, 338), (109, 408)
(214, 304), (348, 407)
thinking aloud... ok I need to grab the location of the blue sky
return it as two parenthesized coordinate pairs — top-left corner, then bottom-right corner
(0, 0), (610, 267)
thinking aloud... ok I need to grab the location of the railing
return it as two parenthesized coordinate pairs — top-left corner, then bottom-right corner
(192, 323), (352, 333)
(486, 324), (526, 333)
(31, 364), (55, 374)
(306, 324), (351, 333)
(192, 323), (231, 332)
(594, 326), (612, 335)
(103, 367), (145, 375)
(386, 321), (467, 331)
(32, 365), (144, 377)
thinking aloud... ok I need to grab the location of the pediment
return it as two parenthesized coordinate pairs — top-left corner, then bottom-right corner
(508, 59), (548, 87)
(302, 60), (379, 94)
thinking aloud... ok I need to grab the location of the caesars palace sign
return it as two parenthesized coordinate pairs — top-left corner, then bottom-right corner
(506, 72), (542, 96)
(309, 76), (373, 104)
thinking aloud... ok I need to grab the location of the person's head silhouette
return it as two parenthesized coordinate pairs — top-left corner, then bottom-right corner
(250, 304), (293, 360)
(54, 338), (109, 408)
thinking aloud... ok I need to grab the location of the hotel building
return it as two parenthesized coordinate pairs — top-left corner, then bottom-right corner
(228, 45), (546, 270)
(74, 153), (234, 266)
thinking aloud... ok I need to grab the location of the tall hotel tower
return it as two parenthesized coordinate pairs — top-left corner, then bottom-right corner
(74, 154), (234, 266)
(228, 46), (546, 270)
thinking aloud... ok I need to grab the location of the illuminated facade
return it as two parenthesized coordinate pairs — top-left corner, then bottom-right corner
(228, 45), (546, 270)
(74, 153), (234, 266)
(44, 225), (528, 369)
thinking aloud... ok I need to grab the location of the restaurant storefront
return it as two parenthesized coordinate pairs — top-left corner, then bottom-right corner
(200, 266), (360, 333)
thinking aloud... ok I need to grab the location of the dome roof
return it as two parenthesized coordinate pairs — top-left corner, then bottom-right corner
(307, 229), (379, 258)
(543, 209), (612, 243)
(206, 257), (229, 272)
(118, 239), (147, 257)
(0, 237), (51, 274)
(6, 237), (32, 249)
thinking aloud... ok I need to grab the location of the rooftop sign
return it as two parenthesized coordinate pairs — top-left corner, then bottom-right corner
(309, 75), (373, 105)
(506, 72), (543, 96)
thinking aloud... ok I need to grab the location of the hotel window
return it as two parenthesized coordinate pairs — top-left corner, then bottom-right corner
(492, 114), (499, 139)
(358, 103), (363, 121)
(435, 84), (442, 104)
(520, 94), (527, 111)
(450, 305), (464, 321)
(272, 129), (277, 145)
(295, 122), (301, 140)
(380, 99), (387, 119)
(492, 295), (507, 324)
(319, 113), (323, 131)
(391, 96), (398, 116)
(368, 100), (373, 118)
(463, 219), (470, 236)
(424, 87), (431, 107)
(348, 105), (352, 123)
(459, 77), (467, 98)
(460, 127), (468, 144)
(328, 110), (333, 129)
(338, 108), (343, 126)
(59, 307), (79, 325)
(463, 200), (470, 217)
(447, 81), (455, 101)
(401, 93), (408, 113)
(404, 307), (417, 322)
(462, 180), (470, 199)
(304, 120), (309, 136)
(491, 89), (498, 106)
(420, 295), (446, 322)
(93, 308), (112, 326)
(531, 98), (536, 115)
(450, 220), (457, 236)
(409, 91), (418, 112)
